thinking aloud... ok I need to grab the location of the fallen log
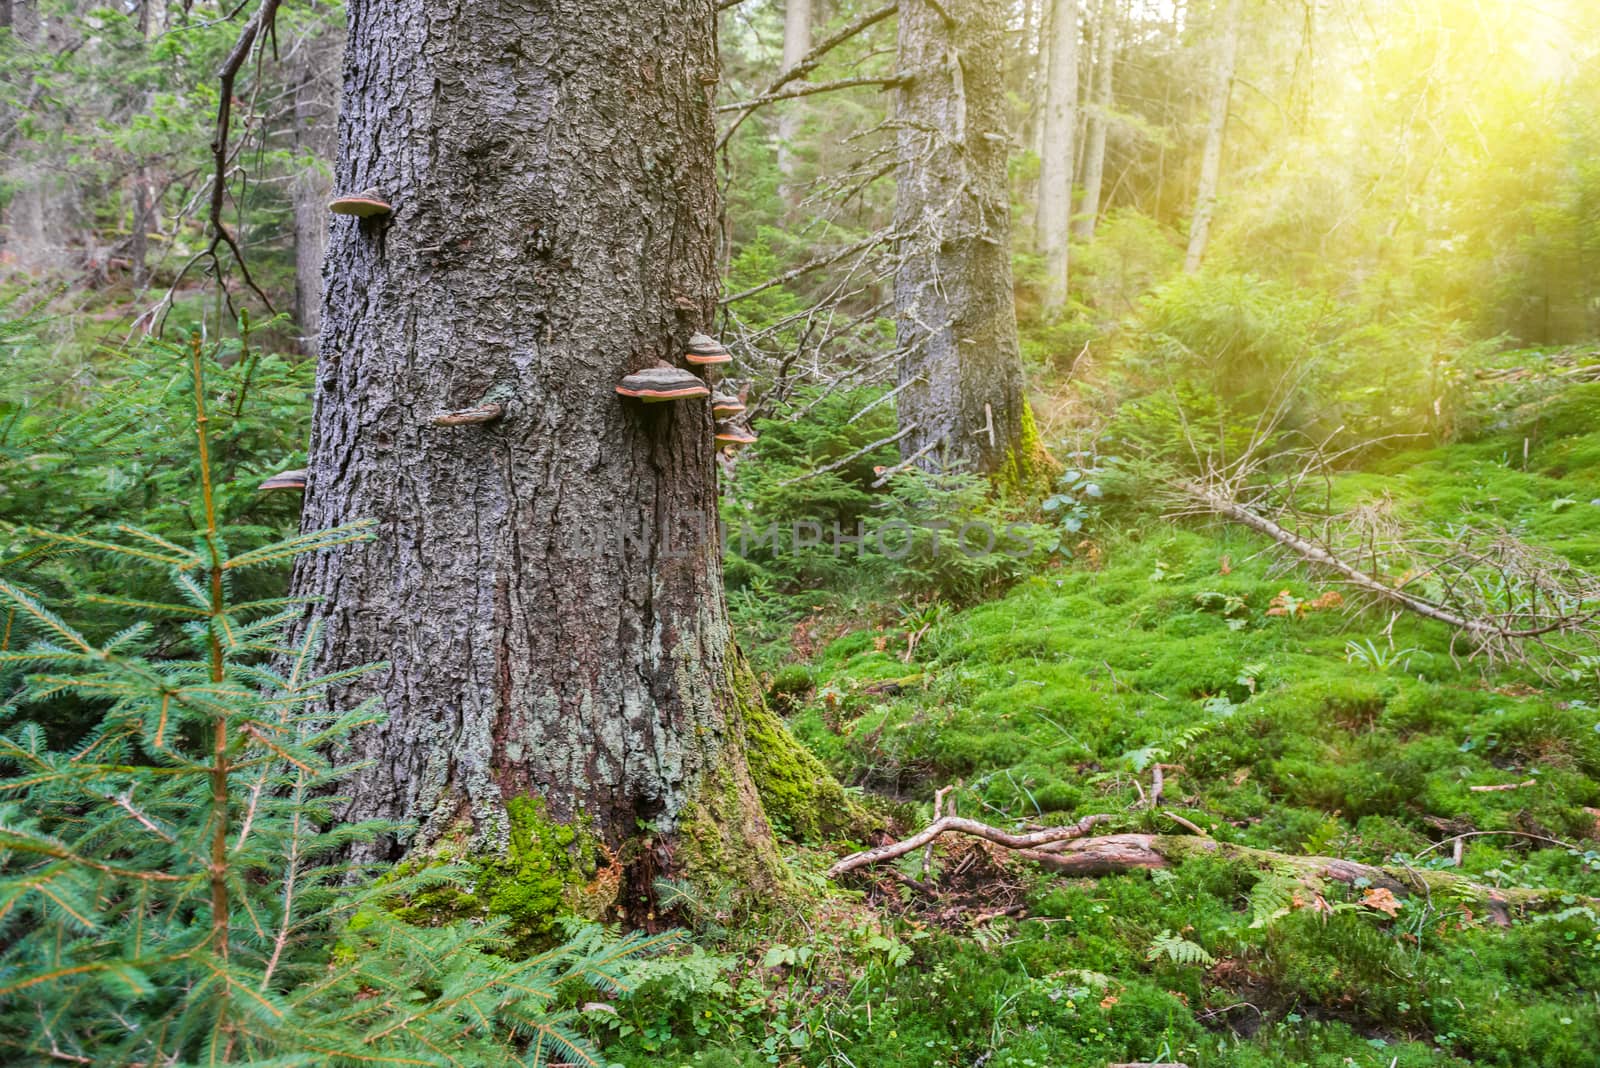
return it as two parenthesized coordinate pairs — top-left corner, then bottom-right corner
(830, 820), (1595, 926)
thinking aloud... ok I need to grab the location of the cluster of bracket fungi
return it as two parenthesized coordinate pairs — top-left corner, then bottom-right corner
(615, 332), (756, 452)
(257, 192), (754, 494)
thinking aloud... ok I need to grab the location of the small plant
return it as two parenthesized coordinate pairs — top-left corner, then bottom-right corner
(1041, 452), (1125, 555)
(897, 598), (948, 662)
(1195, 589), (1251, 629)
(1345, 637), (1426, 673)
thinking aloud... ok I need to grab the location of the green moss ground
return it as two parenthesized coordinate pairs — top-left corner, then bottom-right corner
(598, 388), (1600, 1067)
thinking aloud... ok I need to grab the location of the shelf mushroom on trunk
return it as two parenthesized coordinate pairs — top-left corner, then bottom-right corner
(685, 333), (732, 367)
(615, 363), (712, 402)
(260, 468), (308, 491)
(710, 392), (745, 418)
(328, 188), (393, 218)
(715, 422), (757, 448)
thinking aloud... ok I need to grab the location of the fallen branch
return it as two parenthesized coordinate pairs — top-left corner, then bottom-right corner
(828, 813), (1110, 877)
(1469, 780), (1537, 793)
(1173, 480), (1600, 651)
(1024, 834), (1590, 926)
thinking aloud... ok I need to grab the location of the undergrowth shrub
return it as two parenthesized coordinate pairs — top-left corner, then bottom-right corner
(1100, 269), (1500, 472)
(722, 387), (1054, 660)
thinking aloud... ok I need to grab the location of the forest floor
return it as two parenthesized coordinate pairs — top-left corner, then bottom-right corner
(603, 382), (1600, 1067)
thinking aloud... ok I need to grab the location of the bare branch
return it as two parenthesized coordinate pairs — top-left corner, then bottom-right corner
(716, 75), (907, 116)
(776, 422), (917, 487)
(716, 3), (899, 149)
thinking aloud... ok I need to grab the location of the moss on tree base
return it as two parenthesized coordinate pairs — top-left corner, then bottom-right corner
(997, 400), (1059, 500)
(387, 647), (865, 934)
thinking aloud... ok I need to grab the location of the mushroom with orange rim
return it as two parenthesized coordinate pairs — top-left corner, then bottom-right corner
(714, 423), (757, 447)
(684, 332), (732, 366)
(616, 364), (712, 403)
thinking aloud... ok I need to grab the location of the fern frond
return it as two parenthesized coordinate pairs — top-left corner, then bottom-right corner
(1145, 929), (1215, 967)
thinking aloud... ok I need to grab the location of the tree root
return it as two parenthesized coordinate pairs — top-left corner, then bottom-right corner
(831, 818), (1597, 927)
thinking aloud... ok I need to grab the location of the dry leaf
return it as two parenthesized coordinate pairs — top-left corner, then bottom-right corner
(1361, 886), (1402, 917)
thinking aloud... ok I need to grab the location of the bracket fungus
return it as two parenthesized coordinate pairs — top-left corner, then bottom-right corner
(259, 468), (308, 492)
(616, 364), (711, 403)
(710, 393), (746, 417)
(684, 332), (733, 366)
(431, 402), (506, 427)
(715, 422), (757, 447)
(328, 188), (393, 218)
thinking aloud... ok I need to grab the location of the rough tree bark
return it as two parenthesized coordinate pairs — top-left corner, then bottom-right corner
(775, 0), (812, 189)
(1183, 0), (1242, 274)
(1071, 0), (1115, 242)
(293, 0), (795, 910)
(1035, 0), (1079, 310)
(892, 0), (1042, 484)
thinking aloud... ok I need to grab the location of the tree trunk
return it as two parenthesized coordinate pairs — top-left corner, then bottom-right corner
(1183, 0), (1242, 274)
(293, 0), (787, 911)
(1035, 0), (1079, 310)
(775, 0), (812, 189)
(289, 19), (339, 350)
(892, 0), (1040, 485)
(1071, 0), (1115, 242)
(129, 1), (155, 290)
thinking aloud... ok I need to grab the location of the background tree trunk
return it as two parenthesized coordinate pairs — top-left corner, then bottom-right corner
(1071, 0), (1115, 242)
(289, 20), (339, 351)
(776, 0), (812, 191)
(293, 0), (783, 907)
(1184, 0), (1242, 273)
(893, 0), (1038, 484)
(1036, 0), (1079, 310)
